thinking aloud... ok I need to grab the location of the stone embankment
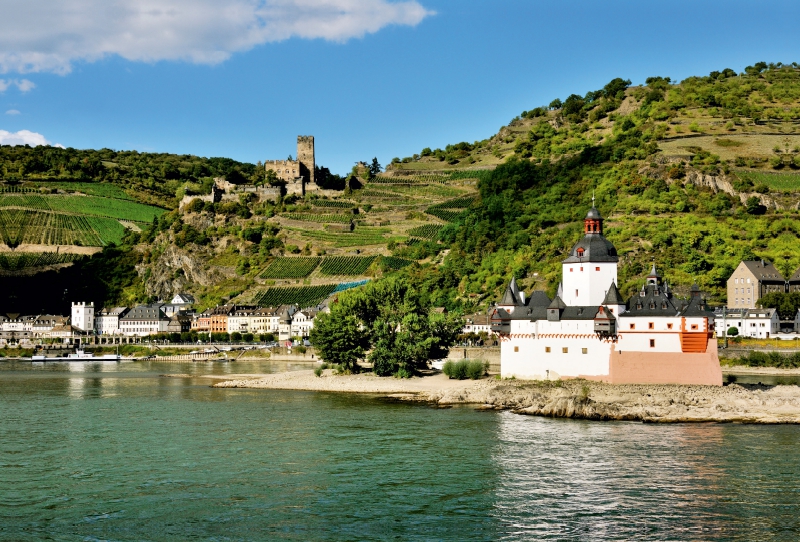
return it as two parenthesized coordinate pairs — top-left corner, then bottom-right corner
(211, 370), (800, 424)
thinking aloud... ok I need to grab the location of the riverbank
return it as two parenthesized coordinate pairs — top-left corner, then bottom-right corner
(211, 370), (800, 424)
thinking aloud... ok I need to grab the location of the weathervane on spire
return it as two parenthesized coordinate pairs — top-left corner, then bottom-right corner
(592, 190), (595, 207)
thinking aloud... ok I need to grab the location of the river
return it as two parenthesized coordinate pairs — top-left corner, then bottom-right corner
(1, 360), (798, 540)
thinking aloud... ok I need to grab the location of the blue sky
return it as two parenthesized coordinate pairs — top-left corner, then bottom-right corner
(2, 0), (800, 174)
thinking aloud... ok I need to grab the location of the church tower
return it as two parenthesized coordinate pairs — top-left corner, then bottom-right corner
(561, 202), (619, 307)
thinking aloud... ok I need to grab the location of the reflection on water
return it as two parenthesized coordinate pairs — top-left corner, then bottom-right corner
(1, 361), (799, 541)
(492, 412), (800, 540)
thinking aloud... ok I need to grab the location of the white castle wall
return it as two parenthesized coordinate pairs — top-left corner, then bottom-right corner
(561, 261), (618, 307)
(500, 319), (613, 379)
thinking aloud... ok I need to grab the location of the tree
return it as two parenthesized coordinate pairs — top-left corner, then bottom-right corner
(548, 98), (562, 110)
(369, 157), (382, 176)
(727, 327), (739, 337)
(311, 277), (462, 377)
(745, 196), (766, 215)
(758, 292), (800, 320)
(309, 312), (366, 373)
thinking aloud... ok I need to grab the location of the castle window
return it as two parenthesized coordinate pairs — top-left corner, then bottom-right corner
(545, 347), (551, 353)
(691, 324), (698, 330)
(582, 348), (588, 354)
(595, 267), (600, 271)
(575, 290), (579, 298)
(562, 347), (568, 353)
(580, 267), (583, 271)
(667, 323), (673, 330)
(577, 248), (584, 257)
(649, 339), (655, 348)
(648, 322), (654, 330)
(514, 346), (519, 352)
(629, 323), (635, 330)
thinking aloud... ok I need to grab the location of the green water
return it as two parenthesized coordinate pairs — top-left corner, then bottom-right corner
(2, 360), (799, 540)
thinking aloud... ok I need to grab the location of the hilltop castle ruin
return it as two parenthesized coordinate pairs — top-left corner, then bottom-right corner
(264, 135), (317, 196)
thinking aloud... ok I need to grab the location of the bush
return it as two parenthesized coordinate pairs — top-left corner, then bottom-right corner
(727, 327), (739, 336)
(295, 345), (307, 354)
(443, 359), (488, 380)
(314, 365), (323, 377)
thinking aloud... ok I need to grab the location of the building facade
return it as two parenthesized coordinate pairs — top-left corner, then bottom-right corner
(492, 205), (722, 386)
(727, 260), (786, 309)
(71, 302), (94, 332)
(714, 308), (780, 338)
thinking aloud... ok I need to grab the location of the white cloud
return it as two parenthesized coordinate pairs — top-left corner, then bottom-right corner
(16, 79), (35, 92)
(0, 79), (36, 92)
(5, 109), (21, 115)
(0, 129), (62, 147)
(0, 0), (434, 74)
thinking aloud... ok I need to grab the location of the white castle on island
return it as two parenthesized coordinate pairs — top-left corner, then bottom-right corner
(491, 203), (723, 386)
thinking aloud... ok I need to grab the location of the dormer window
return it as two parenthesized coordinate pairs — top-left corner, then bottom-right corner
(576, 248), (584, 257)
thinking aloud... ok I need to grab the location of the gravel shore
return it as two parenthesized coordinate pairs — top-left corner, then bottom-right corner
(210, 370), (800, 424)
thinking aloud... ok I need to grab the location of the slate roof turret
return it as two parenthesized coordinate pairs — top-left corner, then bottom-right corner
(602, 281), (625, 305)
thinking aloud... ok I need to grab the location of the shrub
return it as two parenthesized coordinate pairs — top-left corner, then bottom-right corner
(443, 359), (488, 380)
(314, 365), (323, 377)
(295, 345), (307, 354)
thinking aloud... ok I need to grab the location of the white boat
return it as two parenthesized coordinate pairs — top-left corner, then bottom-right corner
(30, 349), (121, 362)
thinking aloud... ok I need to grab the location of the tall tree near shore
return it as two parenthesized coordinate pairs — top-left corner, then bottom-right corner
(310, 277), (462, 377)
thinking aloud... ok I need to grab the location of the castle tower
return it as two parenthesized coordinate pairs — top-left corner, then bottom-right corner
(71, 302), (95, 332)
(297, 136), (315, 186)
(561, 203), (619, 307)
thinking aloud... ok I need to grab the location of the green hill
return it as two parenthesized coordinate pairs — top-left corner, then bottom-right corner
(5, 61), (800, 314)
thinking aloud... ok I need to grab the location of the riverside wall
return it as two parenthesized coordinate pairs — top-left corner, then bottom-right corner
(447, 347), (501, 372)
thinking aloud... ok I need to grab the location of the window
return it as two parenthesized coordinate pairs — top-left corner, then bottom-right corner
(747, 278), (751, 283)
(562, 347), (568, 353)
(575, 289), (579, 297)
(691, 324), (698, 330)
(649, 339), (655, 348)
(545, 346), (551, 353)
(648, 322), (654, 330)
(580, 267), (583, 271)
(667, 323), (673, 330)
(570, 267), (573, 272)
(629, 323), (635, 330)
(581, 348), (588, 354)
(514, 346), (519, 352)
(595, 267), (600, 271)
(577, 248), (584, 257)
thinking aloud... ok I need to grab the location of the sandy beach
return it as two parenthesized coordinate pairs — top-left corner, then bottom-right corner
(207, 369), (800, 424)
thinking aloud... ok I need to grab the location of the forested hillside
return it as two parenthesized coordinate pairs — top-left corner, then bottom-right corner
(4, 61), (800, 314)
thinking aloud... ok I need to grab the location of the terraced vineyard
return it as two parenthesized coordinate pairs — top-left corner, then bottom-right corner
(0, 192), (164, 250)
(34, 182), (134, 200)
(319, 256), (377, 276)
(259, 257), (321, 279)
(736, 171), (800, 191)
(253, 285), (337, 307)
(380, 256), (413, 269)
(291, 227), (403, 247)
(282, 213), (353, 224)
(311, 200), (357, 209)
(425, 196), (476, 222)
(0, 252), (85, 271)
(407, 224), (444, 239)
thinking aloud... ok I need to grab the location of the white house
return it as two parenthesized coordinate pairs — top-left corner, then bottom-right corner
(714, 308), (780, 339)
(291, 309), (318, 338)
(119, 304), (170, 336)
(491, 204), (722, 386)
(71, 302), (94, 332)
(95, 307), (129, 335)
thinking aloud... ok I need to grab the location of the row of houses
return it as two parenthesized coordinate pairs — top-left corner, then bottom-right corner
(83, 295), (328, 341)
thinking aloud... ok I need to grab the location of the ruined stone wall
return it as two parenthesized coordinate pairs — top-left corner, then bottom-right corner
(265, 159), (300, 184)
